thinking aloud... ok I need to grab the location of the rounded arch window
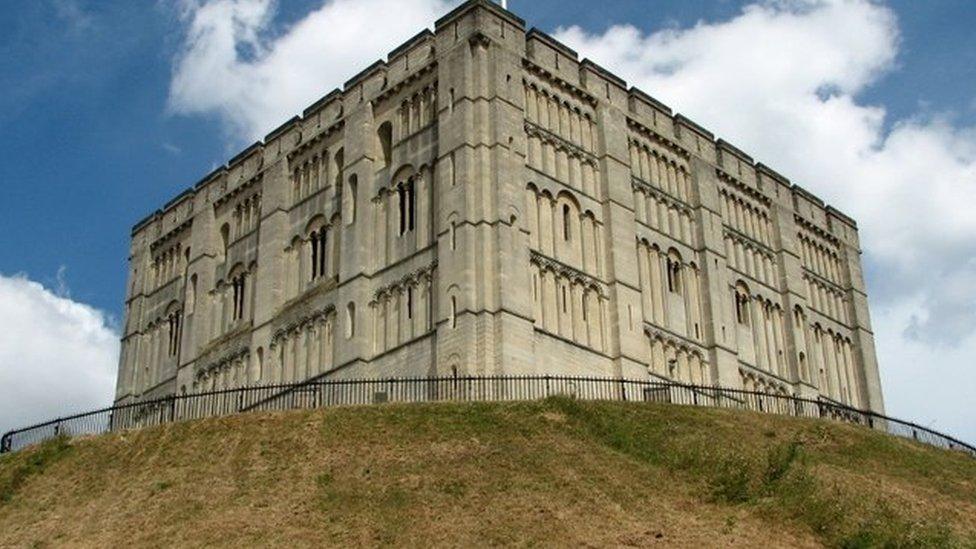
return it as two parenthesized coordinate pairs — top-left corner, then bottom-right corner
(666, 250), (683, 294)
(219, 223), (230, 258)
(734, 282), (751, 325)
(345, 302), (356, 339)
(377, 121), (393, 167)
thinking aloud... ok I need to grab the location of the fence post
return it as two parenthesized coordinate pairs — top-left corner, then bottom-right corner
(0, 434), (9, 454)
(54, 419), (62, 436)
(545, 375), (550, 398)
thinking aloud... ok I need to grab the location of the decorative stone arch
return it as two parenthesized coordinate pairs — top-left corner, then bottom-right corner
(665, 247), (683, 294)
(164, 300), (181, 317)
(303, 215), (330, 282)
(225, 262), (246, 285)
(734, 280), (752, 325)
(304, 215), (327, 236)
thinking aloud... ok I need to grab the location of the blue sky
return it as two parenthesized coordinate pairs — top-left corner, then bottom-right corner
(2, 0), (973, 314)
(1, 0), (974, 441)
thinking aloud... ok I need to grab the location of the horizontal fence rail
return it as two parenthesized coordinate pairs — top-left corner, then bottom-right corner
(2, 376), (973, 457)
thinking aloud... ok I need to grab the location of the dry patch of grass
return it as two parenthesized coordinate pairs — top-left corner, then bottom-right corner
(0, 399), (973, 548)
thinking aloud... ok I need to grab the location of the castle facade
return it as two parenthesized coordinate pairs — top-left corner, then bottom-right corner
(115, 0), (884, 413)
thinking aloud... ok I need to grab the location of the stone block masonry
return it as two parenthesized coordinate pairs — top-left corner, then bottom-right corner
(114, 0), (884, 414)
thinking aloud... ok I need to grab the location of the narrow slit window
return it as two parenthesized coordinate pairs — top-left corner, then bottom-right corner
(407, 286), (414, 319)
(398, 186), (407, 235)
(407, 180), (416, 231)
(318, 230), (328, 278)
(562, 204), (571, 241)
(310, 233), (319, 280)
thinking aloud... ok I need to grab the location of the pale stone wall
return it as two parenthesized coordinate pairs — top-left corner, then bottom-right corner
(115, 0), (884, 414)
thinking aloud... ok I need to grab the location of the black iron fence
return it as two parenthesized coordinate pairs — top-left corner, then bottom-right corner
(2, 375), (973, 457)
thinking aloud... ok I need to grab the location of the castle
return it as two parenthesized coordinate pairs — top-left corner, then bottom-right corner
(114, 0), (884, 414)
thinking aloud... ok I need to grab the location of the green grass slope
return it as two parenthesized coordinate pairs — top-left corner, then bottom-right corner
(1, 399), (974, 548)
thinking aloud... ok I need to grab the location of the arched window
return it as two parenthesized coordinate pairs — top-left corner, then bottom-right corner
(562, 204), (571, 241)
(407, 285), (414, 319)
(397, 179), (416, 235)
(398, 185), (407, 235)
(318, 229), (327, 277)
(219, 223), (230, 259)
(408, 180), (416, 231)
(310, 231), (319, 280)
(256, 347), (264, 382)
(345, 302), (355, 339)
(308, 225), (328, 281)
(333, 148), (344, 188)
(734, 283), (751, 325)
(450, 296), (458, 328)
(666, 253), (682, 294)
(377, 121), (393, 167)
(166, 308), (182, 357)
(231, 271), (247, 321)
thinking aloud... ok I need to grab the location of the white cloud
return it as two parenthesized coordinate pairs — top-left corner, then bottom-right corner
(168, 0), (456, 142)
(875, 300), (976, 443)
(0, 274), (118, 437)
(554, 0), (976, 440)
(165, 0), (976, 442)
(53, 0), (95, 34)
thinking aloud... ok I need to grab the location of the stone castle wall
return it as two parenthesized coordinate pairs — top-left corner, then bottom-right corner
(115, 0), (884, 413)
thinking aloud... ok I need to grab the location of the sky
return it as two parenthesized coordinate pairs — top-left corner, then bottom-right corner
(0, 0), (974, 442)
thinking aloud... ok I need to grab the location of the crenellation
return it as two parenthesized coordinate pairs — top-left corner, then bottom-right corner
(716, 138), (753, 166)
(115, 0), (882, 416)
(264, 116), (302, 149)
(673, 113), (716, 162)
(526, 28), (582, 86)
(387, 29), (436, 71)
(301, 89), (343, 123)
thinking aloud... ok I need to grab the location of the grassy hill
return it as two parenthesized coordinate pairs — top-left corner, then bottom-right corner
(1, 398), (974, 548)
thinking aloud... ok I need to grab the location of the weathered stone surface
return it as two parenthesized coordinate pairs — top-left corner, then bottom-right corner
(115, 0), (883, 414)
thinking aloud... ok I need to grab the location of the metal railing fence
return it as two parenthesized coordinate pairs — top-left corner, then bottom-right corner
(2, 375), (973, 457)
